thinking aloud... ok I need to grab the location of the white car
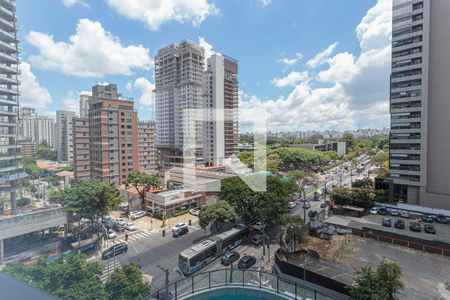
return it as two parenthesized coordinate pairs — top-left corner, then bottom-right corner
(189, 208), (201, 216)
(172, 223), (187, 231)
(288, 202), (296, 209)
(125, 223), (137, 231)
(370, 207), (379, 215)
(303, 202), (311, 209)
(107, 229), (117, 239)
(129, 211), (146, 220)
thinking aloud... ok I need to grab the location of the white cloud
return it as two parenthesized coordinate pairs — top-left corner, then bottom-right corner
(259, 0), (272, 7)
(280, 53), (303, 66)
(131, 77), (155, 107)
(62, 91), (80, 115)
(198, 36), (219, 66)
(20, 62), (53, 114)
(306, 42), (338, 69)
(106, 0), (218, 31)
(125, 81), (133, 92)
(26, 19), (153, 78)
(271, 71), (308, 88)
(62, 0), (89, 8)
(241, 0), (392, 130)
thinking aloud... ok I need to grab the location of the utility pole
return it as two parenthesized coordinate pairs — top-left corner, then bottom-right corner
(157, 265), (170, 298)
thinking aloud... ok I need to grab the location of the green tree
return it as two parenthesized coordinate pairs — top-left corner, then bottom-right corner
(17, 197), (31, 207)
(199, 200), (236, 233)
(20, 157), (44, 178)
(330, 187), (375, 209)
(35, 140), (58, 161)
(352, 177), (374, 189)
(105, 262), (150, 300)
(48, 188), (62, 204)
(349, 259), (403, 300)
(125, 171), (160, 208)
(281, 215), (307, 252)
(61, 179), (121, 221)
(288, 169), (318, 199)
(3, 254), (108, 300)
(219, 176), (295, 224)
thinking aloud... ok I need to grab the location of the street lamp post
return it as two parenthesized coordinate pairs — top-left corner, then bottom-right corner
(157, 265), (170, 298)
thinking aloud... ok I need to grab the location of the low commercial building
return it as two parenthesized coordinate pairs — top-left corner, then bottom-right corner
(17, 140), (35, 157)
(289, 141), (347, 156)
(145, 189), (206, 219)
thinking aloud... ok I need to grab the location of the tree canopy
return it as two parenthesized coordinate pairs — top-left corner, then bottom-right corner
(20, 157), (44, 178)
(105, 262), (150, 300)
(349, 259), (403, 300)
(61, 179), (121, 220)
(219, 175), (296, 224)
(36, 140), (57, 161)
(4, 254), (150, 300)
(281, 214), (307, 252)
(352, 177), (374, 189)
(330, 187), (375, 209)
(199, 200), (236, 233)
(275, 148), (338, 172)
(125, 171), (160, 208)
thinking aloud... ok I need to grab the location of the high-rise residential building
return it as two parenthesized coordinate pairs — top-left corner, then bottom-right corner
(55, 111), (75, 162)
(92, 83), (121, 99)
(389, 0), (450, 209)
(202, 54), (239, 166)
(155, 40), (204, 166)
(19, 107), (54, 147)
(79, 94), (90, 118)
(138, 120), (157, 171)
(72, 117), (90, 180)
(0, 0), (25, 211)
(89, 95), (139, 186)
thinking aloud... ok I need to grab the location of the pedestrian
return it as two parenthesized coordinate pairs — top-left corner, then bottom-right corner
(125, 233), (128, 241)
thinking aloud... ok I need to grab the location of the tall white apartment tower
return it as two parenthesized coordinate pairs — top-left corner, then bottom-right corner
(19, 107), (54, 147)
(55, 111), (75, 162)
(202, 54), (239, 166)
(390, 0), (450, 209)
(0, 0), (24, 211)
(155, 40), (204, 166)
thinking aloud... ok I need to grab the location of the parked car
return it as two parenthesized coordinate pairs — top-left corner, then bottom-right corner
(422, 214), (434, 223)
(378, 207), (387, 215)
(221, 251), (240, 266)
(400, 211), (410, 218)
(114, 224), (125, 233)
(390, 209), (400, 216)
(172, 223), (189, 237)
(436, 214), (448, 224)
(409, 222), (421, 232)
(114, 218), (126, 226)
(303, 202), (311, 210)
(238, 255), (256, 269)
(102, 243), (128, 260)
(254, 222), (265, 231)
(129, 211), (146, 220)
(308, 210), (318, 219)
(251, 234), (264, 246)
(107, 229), (117, 239)
(125, 222), (137, 231)
(369, 207), (379, 215)
(394, 219), (405, 229)
(424, 224), (436, 234)
(288, 202), (297, 209)
(189, 208), (201, 216)
(382, 218), (392, 227)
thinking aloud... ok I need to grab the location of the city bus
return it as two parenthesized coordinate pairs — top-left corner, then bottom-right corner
(178, 224), (249, 274)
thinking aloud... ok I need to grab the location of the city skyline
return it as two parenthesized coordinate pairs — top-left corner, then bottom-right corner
(16, 0), (390, 131)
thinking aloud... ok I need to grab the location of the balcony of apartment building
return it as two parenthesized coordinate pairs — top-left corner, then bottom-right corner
(0, 74), (17, 86)
(391, 122), (421, 134)
(0, 63), (18, 75)
(0, 17), (15, 33)
(390, 143), (421, 156)
(390, 153), (421, 165)
(0, 0), (16, 10)
(390, 132), (421, 143)
(0, 38), (16, 53)
(0, 85), (17, 96)
(390, 173), (421, 185)
(391, 111), (421, 124)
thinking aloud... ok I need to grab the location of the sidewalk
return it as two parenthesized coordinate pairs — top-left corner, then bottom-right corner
(110, 211), (200, 233)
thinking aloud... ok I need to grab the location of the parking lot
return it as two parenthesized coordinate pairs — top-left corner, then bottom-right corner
(327, 212), (450, 244)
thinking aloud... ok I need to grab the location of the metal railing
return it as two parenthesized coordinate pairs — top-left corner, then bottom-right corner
(150, 269), (339, 300)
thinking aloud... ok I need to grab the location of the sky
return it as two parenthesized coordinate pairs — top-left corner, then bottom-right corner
(17, 0), (392, 131)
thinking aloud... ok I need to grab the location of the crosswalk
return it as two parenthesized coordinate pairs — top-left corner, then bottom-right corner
(116, 230), (152, 244)
(100, 259), (121, 283)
